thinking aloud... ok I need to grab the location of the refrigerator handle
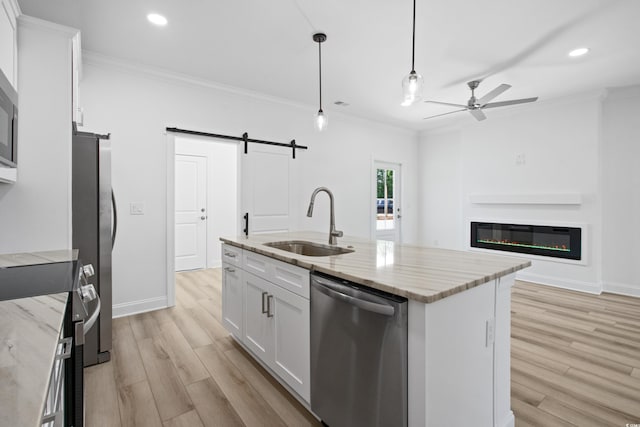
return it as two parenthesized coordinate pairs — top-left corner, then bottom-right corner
(111, 189), (118, 249)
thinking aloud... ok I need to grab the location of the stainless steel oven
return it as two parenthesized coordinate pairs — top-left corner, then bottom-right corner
(0, 68), (18, 167)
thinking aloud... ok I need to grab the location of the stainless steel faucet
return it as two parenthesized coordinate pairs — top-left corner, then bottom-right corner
(307, 187), (343, 245)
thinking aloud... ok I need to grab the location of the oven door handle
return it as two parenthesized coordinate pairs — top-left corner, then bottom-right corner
(83, 295), (101, 335)
(312, 277), (395, 316)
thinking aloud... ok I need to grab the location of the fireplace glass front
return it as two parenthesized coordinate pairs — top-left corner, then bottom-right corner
(470, 222), (581, 260)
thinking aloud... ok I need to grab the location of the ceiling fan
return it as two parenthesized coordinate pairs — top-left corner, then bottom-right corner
(423, 80), (538, 121)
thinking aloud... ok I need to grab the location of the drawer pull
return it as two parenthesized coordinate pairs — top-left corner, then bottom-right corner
(261, 292), (268, 313)
(56, 337), (72, 361)
(267, 295), (274, 318)
(224, 252), (237, 258)
(224, 267), (236, 273)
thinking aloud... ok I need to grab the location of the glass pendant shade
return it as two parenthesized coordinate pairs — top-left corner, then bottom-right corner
(402, 70), (424, 106)
(315, 109), (328, 131)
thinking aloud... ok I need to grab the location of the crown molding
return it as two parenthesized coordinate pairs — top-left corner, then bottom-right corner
(18, 15), (79, 36)
(82, 50), (315, 111)
(6, 0), (20, 18)
(82, 50), (416, 136)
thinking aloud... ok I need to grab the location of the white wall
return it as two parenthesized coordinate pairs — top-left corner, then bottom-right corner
(175, 135), (239, 269)
(0, 17), (75, 253)
(418, 93), (603, 293)
(601, 85), (640, 297)
(79, 54), (418, 316)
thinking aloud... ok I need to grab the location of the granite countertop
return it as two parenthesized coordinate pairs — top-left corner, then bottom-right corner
(0, 292), (68, 427)
(0, 249), (78, 268)
(221, 231), (531, 303)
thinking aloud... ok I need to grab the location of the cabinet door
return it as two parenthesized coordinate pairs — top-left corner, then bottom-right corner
(243, 272), (272, 360)
(270, 285), (310, 402)
(221, 263), (243, 339)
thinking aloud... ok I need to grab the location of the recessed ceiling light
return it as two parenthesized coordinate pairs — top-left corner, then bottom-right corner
(147, 13), (168, 26)
(334, 101), (349, 107)
(568, 47), (589, 58)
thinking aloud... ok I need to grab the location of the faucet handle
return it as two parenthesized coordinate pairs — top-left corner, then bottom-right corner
(332, 230), (344, 237)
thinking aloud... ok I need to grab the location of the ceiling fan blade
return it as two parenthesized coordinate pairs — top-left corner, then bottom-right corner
(482, 97), (538, 109)
(469, 109), (487, 121)
(478, 84), (511, 105)
(424, 100), (468, 108)
(423, 109), (467, 120)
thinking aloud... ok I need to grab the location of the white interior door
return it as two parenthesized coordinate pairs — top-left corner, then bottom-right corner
(175, 154), (207, 271)
(374, 161), (402, 242)
(242, 146), (290, 235)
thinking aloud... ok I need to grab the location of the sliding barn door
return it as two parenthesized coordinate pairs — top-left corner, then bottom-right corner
(241, 146), (290, 235)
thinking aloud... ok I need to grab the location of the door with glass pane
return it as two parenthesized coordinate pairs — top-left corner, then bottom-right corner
(374, 161), (401, 242)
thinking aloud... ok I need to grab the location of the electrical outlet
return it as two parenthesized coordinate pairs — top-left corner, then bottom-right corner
(515, 153), (526, 166)
(130, 202), (145, 215)
(486, 318), (495, 347)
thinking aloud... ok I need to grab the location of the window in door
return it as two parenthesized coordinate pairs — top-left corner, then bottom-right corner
(374, 162), (401, 241)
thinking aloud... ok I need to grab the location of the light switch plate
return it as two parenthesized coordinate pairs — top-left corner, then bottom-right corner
(130, 202), (145, 215)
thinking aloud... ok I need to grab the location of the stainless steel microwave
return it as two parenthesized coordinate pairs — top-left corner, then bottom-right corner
(0, 68), (18, 167)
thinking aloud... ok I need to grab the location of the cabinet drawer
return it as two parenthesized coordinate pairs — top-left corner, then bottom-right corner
(271, 260), (309, 300)
(242, 250), (309, 299)
(243, 250), (270, 276)
(221, 244), (242, 266)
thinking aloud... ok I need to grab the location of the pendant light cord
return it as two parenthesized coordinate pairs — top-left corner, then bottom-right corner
(318, 40), (323, 110)
(411, 0), (416, 73)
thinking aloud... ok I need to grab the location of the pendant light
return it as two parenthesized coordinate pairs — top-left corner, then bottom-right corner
(313, 33), (328, 131)
(401, 0), (423, 106)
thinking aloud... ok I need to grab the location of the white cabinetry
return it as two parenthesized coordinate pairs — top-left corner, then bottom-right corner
(221, 243), (311, 403)
(0, 0), (18, 90)
(408, 274), (515, 427)
(221, 262), (243, 339)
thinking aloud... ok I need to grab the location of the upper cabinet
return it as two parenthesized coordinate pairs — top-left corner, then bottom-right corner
(0, 0), (19, 90)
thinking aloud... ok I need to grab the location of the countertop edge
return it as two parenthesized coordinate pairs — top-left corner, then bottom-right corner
(220, 236), (531, 304)
(0, 292), (68, 427)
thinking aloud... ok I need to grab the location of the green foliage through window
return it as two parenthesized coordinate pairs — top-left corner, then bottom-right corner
(376, 169), (394, 198)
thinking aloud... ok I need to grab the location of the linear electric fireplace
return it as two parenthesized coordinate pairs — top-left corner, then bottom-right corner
(471, 222), (582, 260)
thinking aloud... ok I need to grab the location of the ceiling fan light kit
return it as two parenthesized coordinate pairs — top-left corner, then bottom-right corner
(401, 0), (423, 106)
(424, 80), (538, 121)
(313, 32), (328, 131)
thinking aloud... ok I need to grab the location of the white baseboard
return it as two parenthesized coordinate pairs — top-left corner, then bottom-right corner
(603, 281), (640, 298)
(112, 296), (168, 318)
(497, 411), (515, 427)
(515, 271), (602, 294)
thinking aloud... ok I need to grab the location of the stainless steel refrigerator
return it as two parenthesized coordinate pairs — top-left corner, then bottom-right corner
(72, 123), (116, 366)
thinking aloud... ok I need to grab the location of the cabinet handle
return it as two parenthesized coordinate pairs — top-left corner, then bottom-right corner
(224, 252), (237, 258)
(261, 292), (268, 314)
(56, 337), (73, 361)
(267, 294), (274, 318)
(224, 267), (236, 273)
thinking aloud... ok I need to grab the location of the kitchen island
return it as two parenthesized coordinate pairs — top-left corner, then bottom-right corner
(220, 231), (530, 427)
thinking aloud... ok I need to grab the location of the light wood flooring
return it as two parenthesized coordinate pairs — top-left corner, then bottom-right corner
(85, 269), (640, 426)
(511, 281), (640, 426)
(84, 268), (320, 427)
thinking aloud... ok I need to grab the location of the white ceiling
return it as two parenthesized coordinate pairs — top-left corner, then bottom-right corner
(17, 0), (640, 130)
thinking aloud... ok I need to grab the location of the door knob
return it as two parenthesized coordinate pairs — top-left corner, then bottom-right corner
(201, 208), (205, 212)
(201, 216), (206, 220)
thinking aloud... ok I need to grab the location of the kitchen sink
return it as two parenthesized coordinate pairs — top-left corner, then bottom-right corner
(263, 240), (354, 257)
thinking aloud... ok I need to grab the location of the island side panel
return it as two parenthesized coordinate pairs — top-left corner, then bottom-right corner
(495, 273), (515, 427)
(408, 300), (427, 426)
(408, 280), (496, 426)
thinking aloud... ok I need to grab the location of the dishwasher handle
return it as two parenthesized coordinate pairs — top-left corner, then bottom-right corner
(312, 276), (395, 316)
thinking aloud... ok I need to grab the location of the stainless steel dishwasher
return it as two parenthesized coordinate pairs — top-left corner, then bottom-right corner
(310, 272), (408, 427)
